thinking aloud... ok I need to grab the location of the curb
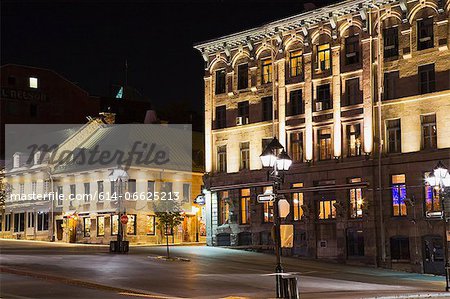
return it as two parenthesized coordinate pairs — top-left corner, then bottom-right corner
(365, 293), (450, 298)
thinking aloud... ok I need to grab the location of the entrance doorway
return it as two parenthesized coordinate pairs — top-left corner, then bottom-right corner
(56, 220), (63, 241)
(423, 235), (444, 275)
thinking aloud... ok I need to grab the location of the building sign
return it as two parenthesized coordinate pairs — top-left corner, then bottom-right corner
(1, 88), (47, 102)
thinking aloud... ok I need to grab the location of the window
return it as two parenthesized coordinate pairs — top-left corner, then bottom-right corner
(215, 105), (226, 129)
(29, 77), (38, 88)
(349, 178), (363, 218)
(147, 180), (155, 195)
(346, 124), (362, 157)
(418, 64), (435, 94)
(344, 78), (362, 106)
(97, 181), (103, 201)
(183, 183), (191, 202)
(217, 145), (227, 173)
(319, 199), (336, 220)
(238, 63), (248, 90)
(70, 184), (76, 199)
(128, 179), (136, 196)
(238, 101), (249, 124)
(392, 174), (407, 217)
(261, 58), (272, 84)
(345, 35), (359, 65)
(316, 84), (331, 111)
(110, 181), (116, 195)
(290, 132), (303, 162)
(27, 212), (34, 228)
(146, 215), (156, 235)
(161, 182), (173, 194)
(111, 215), (119, 235)
(240, 142), (250, 170)
(317, 43), (331, 71)
(383, 71), (398, 100)
(318, 128), (332, 160)
(289, 89), (304, 115)
(292, 183), (304, 221)
(215, 69), (226, 94)
(347, 229), (364, 257)
(240, 189), (251, 224)
(57, 186), (63, 206)
(127, 214), (137, 235)
(30, 103), (37, 117)
(417, 17), (434, 51)
(14, 213), (25, 232)
(218, 191), (230, 225)
(83, 217), (91, 237)
(84, 183), (90, 202)
(31, 181), (37, 195)
(19, 183), (24, 196)
(97, 216), (105, 236)
(37, 212), (49, 231)
(5, 214), (11, 231)
(262, 96), (272, 121)
(263, 186), (273, 223)
(421, 114), (437, 150)
(262, 138), (272, 152)
(387, 119), (401, 153)
(383, 27), (399, 58)
(390, 237), (410, 260)
(289, 50), (302, 77)
(425, 172), (441, 213)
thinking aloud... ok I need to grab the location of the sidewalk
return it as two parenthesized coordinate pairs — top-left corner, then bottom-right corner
(0, 238), (205, 247)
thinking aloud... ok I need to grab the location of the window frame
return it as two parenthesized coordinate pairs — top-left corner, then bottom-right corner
(240, 189), (251, 224)
(215, 69), (226, 95)
(417, 17), (434, 51)
(262, 96), (273, 122)
(215, 105), (227, 129)
(237, 63), (249, 90)
(344, 35), (360, 65)
(386, 119), (401, 153)
(289, 50), (302, 77)
(391, 174), (407, 217)
(421, 114), (437, 150)
(261, 58), (272, 84)
(418, 63), (436, 94)
(317, 43), (331, 71)
(383, 27), (399, 59)
(318, 128), (332, 160)
(240, 142), (250, 170)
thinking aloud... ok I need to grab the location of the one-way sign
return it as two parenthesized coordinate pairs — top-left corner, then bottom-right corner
(257, 193), (275, 203)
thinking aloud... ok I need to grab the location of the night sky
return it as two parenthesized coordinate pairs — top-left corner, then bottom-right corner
(1, 0), (334, 119)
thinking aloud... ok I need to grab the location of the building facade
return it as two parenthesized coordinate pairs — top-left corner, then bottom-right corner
(195, 0), (450, 273)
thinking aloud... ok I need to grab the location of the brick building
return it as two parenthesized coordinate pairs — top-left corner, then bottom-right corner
(195, 0), (450, 274)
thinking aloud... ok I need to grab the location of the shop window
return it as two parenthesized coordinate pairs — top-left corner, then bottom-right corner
(318, 199), (336, 220)
(349, 178), (363, 218)
(215, 105), (226, 129)
(292, 183), (304, 221)
(27, 212), (35, 228)
(261, 58), (272, 84)
(289, 50), (302, 77)
(238, 63), (248, 90)
(425, 172), (441, 214)
(419, 64), (435, 94)
(262, 96), (273, 121)
(217, 145), (227, 173)
(289, 89), (304, 115)
(318, 128), (332, 160)
(146, 215), (156, 235)
(346, 124), (362, 157)
(13, 212), (25, 232)
(127, 214), (136, 235)
(417, 17), (434, 51)
(263, 186), (274, 223)
(386, 119), (401, 153)
(5, 214), (11, 231)
(392, 174), (407, 217)
(97, 216), (105, 236)
(37, 212), (48, 231)
(383, 27), (399, 58)
(317, 43), (331, 71)
(315, 84), (332, 111)
(215, 69), (226, 94)
(111, 215), (119, 235)
(421, 114), (437, 150)
(240, 142), (250, 170)
(345, 35), (360, 65)
(240, 189), (251, 224)
(390, 236), (410, 260)
(218, 191), (230, 225)
(83, 217), (91, 237)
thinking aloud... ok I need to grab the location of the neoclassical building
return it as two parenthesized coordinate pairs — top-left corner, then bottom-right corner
(195, 0), (450, 273)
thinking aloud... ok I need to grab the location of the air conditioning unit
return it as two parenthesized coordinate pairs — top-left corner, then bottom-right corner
(236, 116), (243, 126)
(316, 102), (323, 112)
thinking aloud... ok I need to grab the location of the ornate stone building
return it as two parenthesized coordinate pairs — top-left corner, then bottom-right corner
(195, 0), (450, 273)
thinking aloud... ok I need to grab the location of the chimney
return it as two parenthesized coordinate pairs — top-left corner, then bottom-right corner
(144, 110), (158, 124)
(99, 112), (116, 124)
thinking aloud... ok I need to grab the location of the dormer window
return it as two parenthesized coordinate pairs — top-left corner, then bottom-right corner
(13, 154), (20, 168)
(317, 43), (331, 71)
(34, 151), (42, 165)
(417, 17), (434, 50)
(345, 35), (359, 65)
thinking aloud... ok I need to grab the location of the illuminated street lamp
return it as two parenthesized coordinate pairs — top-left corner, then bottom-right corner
(109, 167), (129, 253)
(260, 137), (292, 298)
(425, 161), (450, 291)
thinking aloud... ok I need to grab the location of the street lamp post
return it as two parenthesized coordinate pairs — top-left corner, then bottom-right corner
(260, 137), (292, 298)
(109, 168), (129, 253)
(425, 161), (450, 291)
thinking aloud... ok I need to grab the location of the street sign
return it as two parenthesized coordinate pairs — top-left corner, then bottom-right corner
(257, 193), (274, 203)
(120, 214), (128, 224)
(426, 211), (443, 218)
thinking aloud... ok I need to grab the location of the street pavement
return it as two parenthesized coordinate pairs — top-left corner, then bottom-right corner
(0, 239), (449, 299)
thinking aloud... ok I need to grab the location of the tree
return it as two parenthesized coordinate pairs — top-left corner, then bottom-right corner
(155, 211), (184, 258)
(0, 168), (10, 213)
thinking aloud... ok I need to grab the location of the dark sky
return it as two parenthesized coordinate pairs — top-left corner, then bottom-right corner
(1, 0), (334, 113)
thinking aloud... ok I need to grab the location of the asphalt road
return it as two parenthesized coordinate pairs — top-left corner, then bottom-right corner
(0, 239), (448, 299)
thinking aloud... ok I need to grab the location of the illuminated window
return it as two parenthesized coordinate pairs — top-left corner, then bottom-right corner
(349, 178), (363, 218)
(289, 50), (302, 77)
(383, 27), (398, 58)
(146, 215), (156, 235)
(345, 35), (359, 65)
(217, 145), (227, 173)
(97, 181), (104, 201)
(419, 64), (435, 94)
(387, 119), (401, 153)
(240, 142), (250, 170)
(392, 174), (407, 217)
(263, 186), (273, 223)
(183, 183), (191, 202)
(83, 217), (91, 237)
(318, 128), (332, 160)
(240, 189), (251, 224)
(425, 172), (441, 213)
(262, 96), (272, 121)
(238, 63), (248, 90)
(417, 17), (434, 51)
(421, 114), (437, 150)
(290, 132), (303, 162)
(318, 199), (336, 220)
(215, 69), (226, 94)
(218, 191), (230, 225)
(111, 215), (119, 235)
(261, 58), (272, 84)
(346, 124), (362, 157)
(289, 89), (304, 115)
(292, 183), (304, 221)
(317, 43), (331, 71)
(315, 84), (331, 111)
(97, 216), (105, 236)
(127, 214), (136, 235)
(29, 77), (38, 89)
